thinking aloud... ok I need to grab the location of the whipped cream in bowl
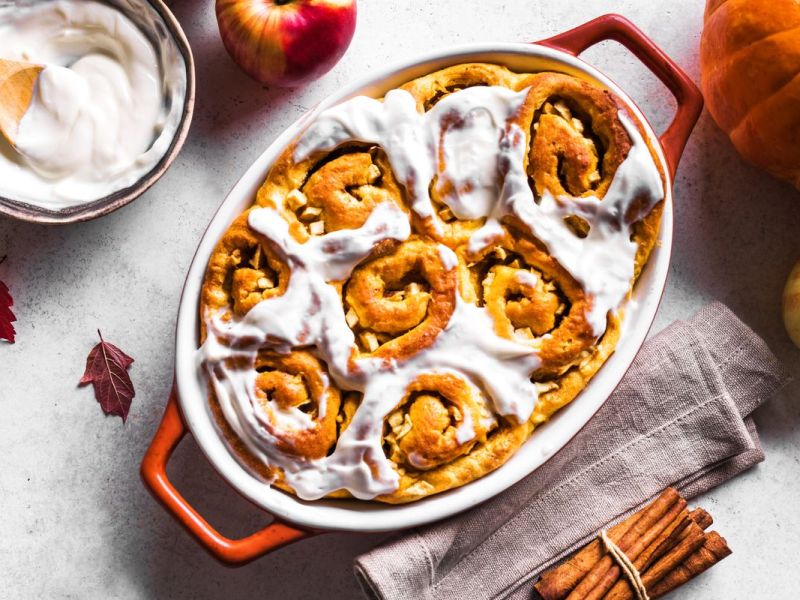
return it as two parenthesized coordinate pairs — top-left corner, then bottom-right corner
(0, 0), (195, 223)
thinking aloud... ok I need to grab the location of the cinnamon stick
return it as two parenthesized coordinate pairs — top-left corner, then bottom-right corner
(533, 491), (731, 600)
(535, 488), (681, 600)
(601, 522), (708, 600)
(589, 508), (691, 600)
(688, 507), (712, 530)
(568, 500), (687, 600)
(598, 505), (715, 600)
(647, 532), (731, 598)
(637, 509), (693, 571)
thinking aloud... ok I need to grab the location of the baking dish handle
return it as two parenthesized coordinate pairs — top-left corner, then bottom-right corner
(141, 383), (311, 565)
(536, 13), (703, 180)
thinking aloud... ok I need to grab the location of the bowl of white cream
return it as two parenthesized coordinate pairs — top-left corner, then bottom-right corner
(0, 0), (194, 223)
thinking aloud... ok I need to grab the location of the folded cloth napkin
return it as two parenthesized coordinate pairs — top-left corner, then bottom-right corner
(354, 302), (790, 600)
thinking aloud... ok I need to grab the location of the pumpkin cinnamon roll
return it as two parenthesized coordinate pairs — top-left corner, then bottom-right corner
(378, 372), (532, 503)
(202, 209), (290, 321)
(384, 372), (494, 471)
(257, 139), (407, 242)
(251, 350), (340, 459)
(198, 62), (667, 504)
(518, 71), (631, 199)
(513, 71), (665, 278)
(472, 236), (596, 377)
(344, 238), (458, 360)
(399, 63), (527, 249)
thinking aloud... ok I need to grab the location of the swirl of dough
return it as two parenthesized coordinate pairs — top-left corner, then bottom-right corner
(253, 350), (340, 459)
(301, 148), (404, 232)
(384, 373), (494, 471)
(202, 210), (291, 319)
(517, 71), (631, 204)
(471, 234), (596, 377)
(344, 238), (458, 360)
(257, 142), (407, 241)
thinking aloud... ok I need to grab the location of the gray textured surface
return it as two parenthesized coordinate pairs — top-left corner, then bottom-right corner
(0, 1), (799, 598)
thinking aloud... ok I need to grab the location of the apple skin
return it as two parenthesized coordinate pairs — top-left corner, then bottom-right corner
(215, 0), (357, 88)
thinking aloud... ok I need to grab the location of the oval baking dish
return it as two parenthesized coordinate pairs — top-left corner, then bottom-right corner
(142, 14), (702, 564)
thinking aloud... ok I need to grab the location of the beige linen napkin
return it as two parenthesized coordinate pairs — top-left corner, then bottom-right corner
(354, 303), (790, 600)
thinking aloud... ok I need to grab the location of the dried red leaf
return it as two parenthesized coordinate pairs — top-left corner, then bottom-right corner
(79, 330), (135, 422)
(0, 256), (15, 343)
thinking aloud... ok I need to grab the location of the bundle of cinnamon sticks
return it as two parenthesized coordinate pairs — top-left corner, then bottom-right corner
(534, 488), (731, 600)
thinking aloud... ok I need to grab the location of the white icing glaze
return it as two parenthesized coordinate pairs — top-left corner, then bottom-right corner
(515, 270), (539, 288)
(199, 82), (664, 500)
(438, 243), (459, 271)
(260, 401), (316, 431)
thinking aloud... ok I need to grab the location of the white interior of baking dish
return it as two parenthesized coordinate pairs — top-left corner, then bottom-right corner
(174, 43), (673, 532)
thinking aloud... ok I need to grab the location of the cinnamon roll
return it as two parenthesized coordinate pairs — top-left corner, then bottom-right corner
(202, 209), (290, 321)
(472, 236), (596, 378)
(258, 140), (406, 241)
(344, 238), (458, 360)
(252, 350), (339, 459)
(198, 62), (666, 503)
(384, 373), (494, 471)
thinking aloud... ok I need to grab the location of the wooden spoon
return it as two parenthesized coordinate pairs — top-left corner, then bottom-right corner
(0, 58), (43, 146)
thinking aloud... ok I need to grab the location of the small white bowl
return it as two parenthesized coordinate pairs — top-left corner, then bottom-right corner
(0, 0), (195, 224)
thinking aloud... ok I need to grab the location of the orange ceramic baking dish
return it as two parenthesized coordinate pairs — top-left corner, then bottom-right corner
(141, 14), (702, 564)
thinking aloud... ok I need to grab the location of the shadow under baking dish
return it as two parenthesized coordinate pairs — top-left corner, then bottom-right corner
(174, 43), (674, 533)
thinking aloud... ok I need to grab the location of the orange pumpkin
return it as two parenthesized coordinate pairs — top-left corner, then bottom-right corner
(701, 0), (800, 187)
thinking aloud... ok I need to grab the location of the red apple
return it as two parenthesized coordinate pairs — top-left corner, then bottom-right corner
(215, 0), (357, 87)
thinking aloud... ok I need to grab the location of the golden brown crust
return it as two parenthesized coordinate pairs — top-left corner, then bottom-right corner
(201, 63), (665, 504)
(400, 62), (521, 112)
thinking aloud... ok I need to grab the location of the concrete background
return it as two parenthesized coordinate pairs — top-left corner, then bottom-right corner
(1, 0), (799, 598)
